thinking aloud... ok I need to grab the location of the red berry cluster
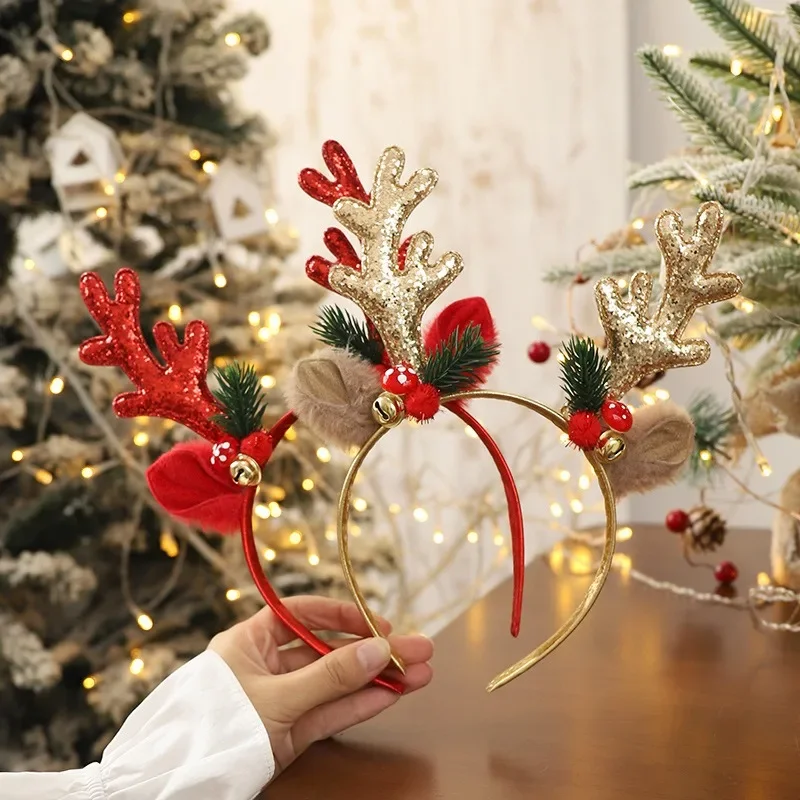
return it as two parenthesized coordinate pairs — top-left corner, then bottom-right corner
(382, 364), (440, 421)
(566, 399), (633, 450)
(664, 509), (738, 586)
(211, 430), (273, 474)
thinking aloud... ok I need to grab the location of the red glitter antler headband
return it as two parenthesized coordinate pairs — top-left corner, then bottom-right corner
(290, 142), (743, 691)
(78, 269), (403, 693)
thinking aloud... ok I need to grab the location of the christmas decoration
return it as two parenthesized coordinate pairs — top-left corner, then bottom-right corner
(566, 411), (603, 449)
(381, 365), (420, 395)
(0, 4), (399, 772)
(714, 561), (739, 585)
(291, 141), (739, 693)
(666, 509), (691, 533)
(688, 506), (728, 553)
(79, 268), (402, 694)
(601, 400), (633, 432)
(595, 202), (741, 399)
(207, 160), (270, 243)
(527, 341), (551, 363)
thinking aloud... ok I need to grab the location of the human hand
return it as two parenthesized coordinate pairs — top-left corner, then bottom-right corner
(208, 596), (433, 775)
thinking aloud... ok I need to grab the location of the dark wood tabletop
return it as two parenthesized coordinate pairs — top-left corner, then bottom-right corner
(267, 526), (800, 799)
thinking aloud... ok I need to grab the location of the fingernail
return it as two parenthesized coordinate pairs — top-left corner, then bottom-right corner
(357, 637), (392, 672)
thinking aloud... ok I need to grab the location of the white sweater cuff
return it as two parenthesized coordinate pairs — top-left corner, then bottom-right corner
(0, 650), (275, 800)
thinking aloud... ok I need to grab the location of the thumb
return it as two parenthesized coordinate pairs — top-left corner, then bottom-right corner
(282, 637), (392, 714)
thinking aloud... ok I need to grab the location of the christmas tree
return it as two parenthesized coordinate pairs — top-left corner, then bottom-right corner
(545, 0), (800, 594)
(0, 1), (394, 770)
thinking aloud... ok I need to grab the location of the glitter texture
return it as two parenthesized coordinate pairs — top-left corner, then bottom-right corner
(594, 201), (742, 398)
(79, 269), (224, 442)
(328, 147), (463, 371)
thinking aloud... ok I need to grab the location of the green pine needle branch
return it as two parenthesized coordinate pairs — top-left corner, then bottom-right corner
(310, 305), (384, 365)
(212, 362), (268, 439)
(421, 325), (500, 394)
(687, 391), (737, 480)
(637, 44), (756, 158)
(689, 0), (800, 83)
(560, 336), (610, 414)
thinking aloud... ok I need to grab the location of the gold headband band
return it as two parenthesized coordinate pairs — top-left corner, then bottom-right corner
(336, 389), (618, 690)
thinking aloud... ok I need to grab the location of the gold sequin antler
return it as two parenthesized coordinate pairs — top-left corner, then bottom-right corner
(328, 147), (464, 371)
(595, 201), (743, 398)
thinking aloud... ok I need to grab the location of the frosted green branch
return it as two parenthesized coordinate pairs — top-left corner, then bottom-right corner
(716, 305), (800, 346)
(790, 4), (800, 39)
(543, 244), (662, 285)
(689, 0), (800, 82)
(694, 184), (800, 239)
(638, 46), (756, 157)
(730, 243), (800, 283)
(629, 154), (734, 189)
(690, 50), (787, 97)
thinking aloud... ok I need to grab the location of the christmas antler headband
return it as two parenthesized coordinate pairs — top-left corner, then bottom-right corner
(293, 142), (743, 692)
(77, 269), (405, 693)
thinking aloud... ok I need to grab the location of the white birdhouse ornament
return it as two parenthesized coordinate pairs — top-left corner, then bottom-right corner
(207, 160), (269, 242)
(45, 112), (124, 213)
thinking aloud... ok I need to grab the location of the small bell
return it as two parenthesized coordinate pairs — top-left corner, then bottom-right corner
(230, 454), (262, 487)
(597, 430), (625, 462)
(372, 392), (405, 428)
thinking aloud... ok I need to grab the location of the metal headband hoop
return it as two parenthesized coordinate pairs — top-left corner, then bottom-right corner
(336, 389), (618, 692)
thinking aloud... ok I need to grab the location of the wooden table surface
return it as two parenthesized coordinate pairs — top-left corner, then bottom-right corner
(267, 526), (800, 799)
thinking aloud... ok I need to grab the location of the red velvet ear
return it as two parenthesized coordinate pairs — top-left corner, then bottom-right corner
(146, 442), (246, 535)
(425, 297), (499, 389)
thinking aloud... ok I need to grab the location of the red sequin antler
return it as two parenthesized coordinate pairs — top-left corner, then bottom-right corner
(299, 141), (368, 290)
(79, 268), (224, 442)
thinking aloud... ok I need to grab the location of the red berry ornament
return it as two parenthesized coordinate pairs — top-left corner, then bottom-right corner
(241, 430), (273, 465)
(382, 364), (420, 395)
(601, 399), (633, 432)
(714, 560), (738, 585)
(567, 411), (602, 449)
(405, 383), (441, 421)
(210, 435), (239, 474)
(665, 509), (690, 533)
(527, 341), (551, 363)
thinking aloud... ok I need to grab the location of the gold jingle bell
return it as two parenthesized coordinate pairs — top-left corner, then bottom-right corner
(372, 392), (405, 428)
(597, 430), (625, 462)
(230, 454), (262, 487)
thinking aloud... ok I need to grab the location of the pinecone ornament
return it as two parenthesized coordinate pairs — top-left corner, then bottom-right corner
(688, 506), (727, 552)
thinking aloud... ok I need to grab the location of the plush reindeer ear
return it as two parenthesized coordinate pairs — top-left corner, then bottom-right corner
(604, 401), (695, 498)
(285, 347), (382, 449)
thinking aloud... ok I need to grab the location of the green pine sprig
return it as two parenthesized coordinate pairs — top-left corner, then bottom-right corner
(687, 392), (736, 480)
(560, 336), (610, 414)
(420, 325), (500, 394)
(310, 305), (384, 365)
(211, 362), (268, 439)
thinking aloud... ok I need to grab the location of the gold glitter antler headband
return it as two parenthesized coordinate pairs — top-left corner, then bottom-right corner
(596, 202), (741, 398)
(329, 146), (463, 371)
(294, 143), (742, 693)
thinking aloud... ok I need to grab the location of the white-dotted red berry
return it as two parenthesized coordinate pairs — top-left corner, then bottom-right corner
(382, 364), (420, 395)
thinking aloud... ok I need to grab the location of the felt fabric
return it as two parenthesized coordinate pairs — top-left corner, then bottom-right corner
(424, 297), (499, 389)
(146, 442), (246, 534)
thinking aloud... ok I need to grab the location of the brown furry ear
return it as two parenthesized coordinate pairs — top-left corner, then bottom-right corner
(285, 348), (382, 450)
(604, 401), (695, 499)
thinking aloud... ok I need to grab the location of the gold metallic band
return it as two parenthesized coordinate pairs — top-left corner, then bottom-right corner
(336, 389), (617, 689)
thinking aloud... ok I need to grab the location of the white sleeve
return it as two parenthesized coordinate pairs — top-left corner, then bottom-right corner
(0, 650), (275, 800)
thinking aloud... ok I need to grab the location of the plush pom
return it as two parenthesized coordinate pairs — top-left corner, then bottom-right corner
(405, 383), (441, 421)
(567, 411), (602, 449)
(285, 347), (382, 449)
(604, 401), (695, 499)
(146, 442), (246, 534)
